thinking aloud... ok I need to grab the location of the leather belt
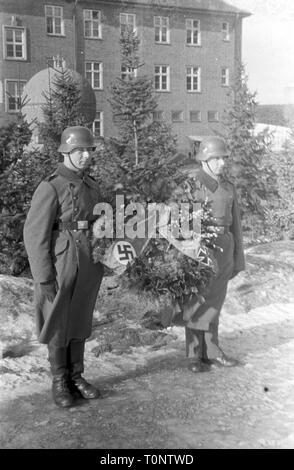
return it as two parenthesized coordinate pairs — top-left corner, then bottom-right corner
(53, 221), (91, 231)
(216, 225), (230, 234)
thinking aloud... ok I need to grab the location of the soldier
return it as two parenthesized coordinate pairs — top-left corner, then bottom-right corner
(178, 136), (245, 373)
(23, 126), (104, 408)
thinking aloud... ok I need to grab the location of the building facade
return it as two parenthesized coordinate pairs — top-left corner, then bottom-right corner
(0, 0), (250, 152)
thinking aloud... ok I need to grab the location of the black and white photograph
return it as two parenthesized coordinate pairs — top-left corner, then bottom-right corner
(0, 0), (294, 453)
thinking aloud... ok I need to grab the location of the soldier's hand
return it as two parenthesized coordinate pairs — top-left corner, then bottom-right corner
(40, 280), (57, 303)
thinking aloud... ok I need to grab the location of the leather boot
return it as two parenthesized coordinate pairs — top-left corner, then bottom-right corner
(187, 359), (211, 373)
(67, 339), (101, 399)
(70, 376), (101, 399)
(52, 375), (74, 408)
(203, 355), (241, 368)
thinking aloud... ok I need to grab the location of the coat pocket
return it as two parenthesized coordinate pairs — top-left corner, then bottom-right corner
(53, 238), (69, 256)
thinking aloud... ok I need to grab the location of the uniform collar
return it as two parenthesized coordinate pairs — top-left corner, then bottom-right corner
(197, 168), (219, 193)
(55, 163), (86, 183)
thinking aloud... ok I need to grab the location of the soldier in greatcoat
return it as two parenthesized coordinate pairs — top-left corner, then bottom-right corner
(24, 126), (104, 408)
(178, 136), (245, 373)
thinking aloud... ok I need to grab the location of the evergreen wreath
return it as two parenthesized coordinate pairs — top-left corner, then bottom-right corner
(91, 170), (220, 307)
(123, 198), (219, 305)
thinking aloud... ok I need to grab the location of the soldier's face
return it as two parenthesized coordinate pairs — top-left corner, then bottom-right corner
(206, 156), (226, 175)
(65, 147), (94, 171)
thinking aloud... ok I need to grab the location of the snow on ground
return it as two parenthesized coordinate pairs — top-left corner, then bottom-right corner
(1, 242), (294, 448)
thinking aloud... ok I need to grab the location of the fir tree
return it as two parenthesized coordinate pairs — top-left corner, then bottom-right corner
(221, 63), (273, 231)
(0, 69), (90, 274)
(94, 27), (177, 202)
(265, 130), (294, 239)
(38, 67), (88, 154)
(0, 111), (32, 173)
(109, 29), (160, 165)
(0, 109), (33, 274)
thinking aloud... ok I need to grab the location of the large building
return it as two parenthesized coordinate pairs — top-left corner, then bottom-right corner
(0, 0), (250, 152)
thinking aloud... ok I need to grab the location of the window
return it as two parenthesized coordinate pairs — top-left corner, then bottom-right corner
(47, 55), (66, 69)
(222, 22), (230, 41)
(84, 10), (101, 38)
(154, 16), (170, 43)
(153, 111), (164, 122)
(186, 66), (201, 92)
(208, 111), (219, 122)
(190, 110), (201, 122)
(186, 19), (201, 46)
(154, 65), (170, 91)
(121, 66), (137, 80)
(120, 13), (136, 34)
(85, 62), (103, 89)
(171, 111), (184, 122)
(4, 26), (27, 60)
(221, 67), (229, 86)
(93, 112), (103, 137)
(5, 80), (26, 112)
(45, 5), (64, 35)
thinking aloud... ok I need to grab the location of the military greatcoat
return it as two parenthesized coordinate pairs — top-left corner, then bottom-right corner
(23, 163), (104, 347)
(182, 168), (245, 360)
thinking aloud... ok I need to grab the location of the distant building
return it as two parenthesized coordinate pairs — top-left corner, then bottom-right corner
(254, 123), (292, 153)
(0, 0), (250, 152)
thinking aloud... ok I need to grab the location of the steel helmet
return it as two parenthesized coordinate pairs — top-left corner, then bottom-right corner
(196, 136), (228, 162)
(58, 126), (96, 153)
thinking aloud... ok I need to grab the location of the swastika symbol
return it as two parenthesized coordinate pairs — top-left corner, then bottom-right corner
(114, 242), (137, 265)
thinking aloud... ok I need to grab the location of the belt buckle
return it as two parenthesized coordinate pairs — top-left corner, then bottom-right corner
(77, 220), (89, 230)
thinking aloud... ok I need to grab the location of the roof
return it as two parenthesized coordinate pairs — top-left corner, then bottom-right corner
(112, 0), (251, 17)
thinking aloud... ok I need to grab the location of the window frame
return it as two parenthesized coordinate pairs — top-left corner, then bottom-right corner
(221, 67), (229, 87)
(154, 65), (170, 92)
(5, 79), (26, 112)
(120, 13), (136, 35)
(222, 21), (230, 41)
(207, 110), (219, 122)
(152, 110), (164, 122)
(85, 61), (103, 90)
(121, 65), (137, 81)
(92, 112), (104, 138)
(171, 110), (184, 122)
(186, 19), (201, 46)
(186, 66), (201, 93)
(45, 5), (65, 36)
(46, 55), (66, 69)
(154, 16), (170, 44)
(190, 110), (202, 122)
(83, 9), (102, 39)
(3, 25), (27, 60)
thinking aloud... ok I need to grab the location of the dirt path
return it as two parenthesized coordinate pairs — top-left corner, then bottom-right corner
(1, 303), (294, 449)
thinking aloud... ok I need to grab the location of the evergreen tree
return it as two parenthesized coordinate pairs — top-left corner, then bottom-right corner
(265, 130), (294, 239)
(0, 111), (32, 173)
(109, 29), (172, 166)
(93, 27), (178, 204)
(0, 69), (92, 274)
(221, 63), (273, 231)
(0, 110), (33, 274)
(38, 67), (88, 155)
